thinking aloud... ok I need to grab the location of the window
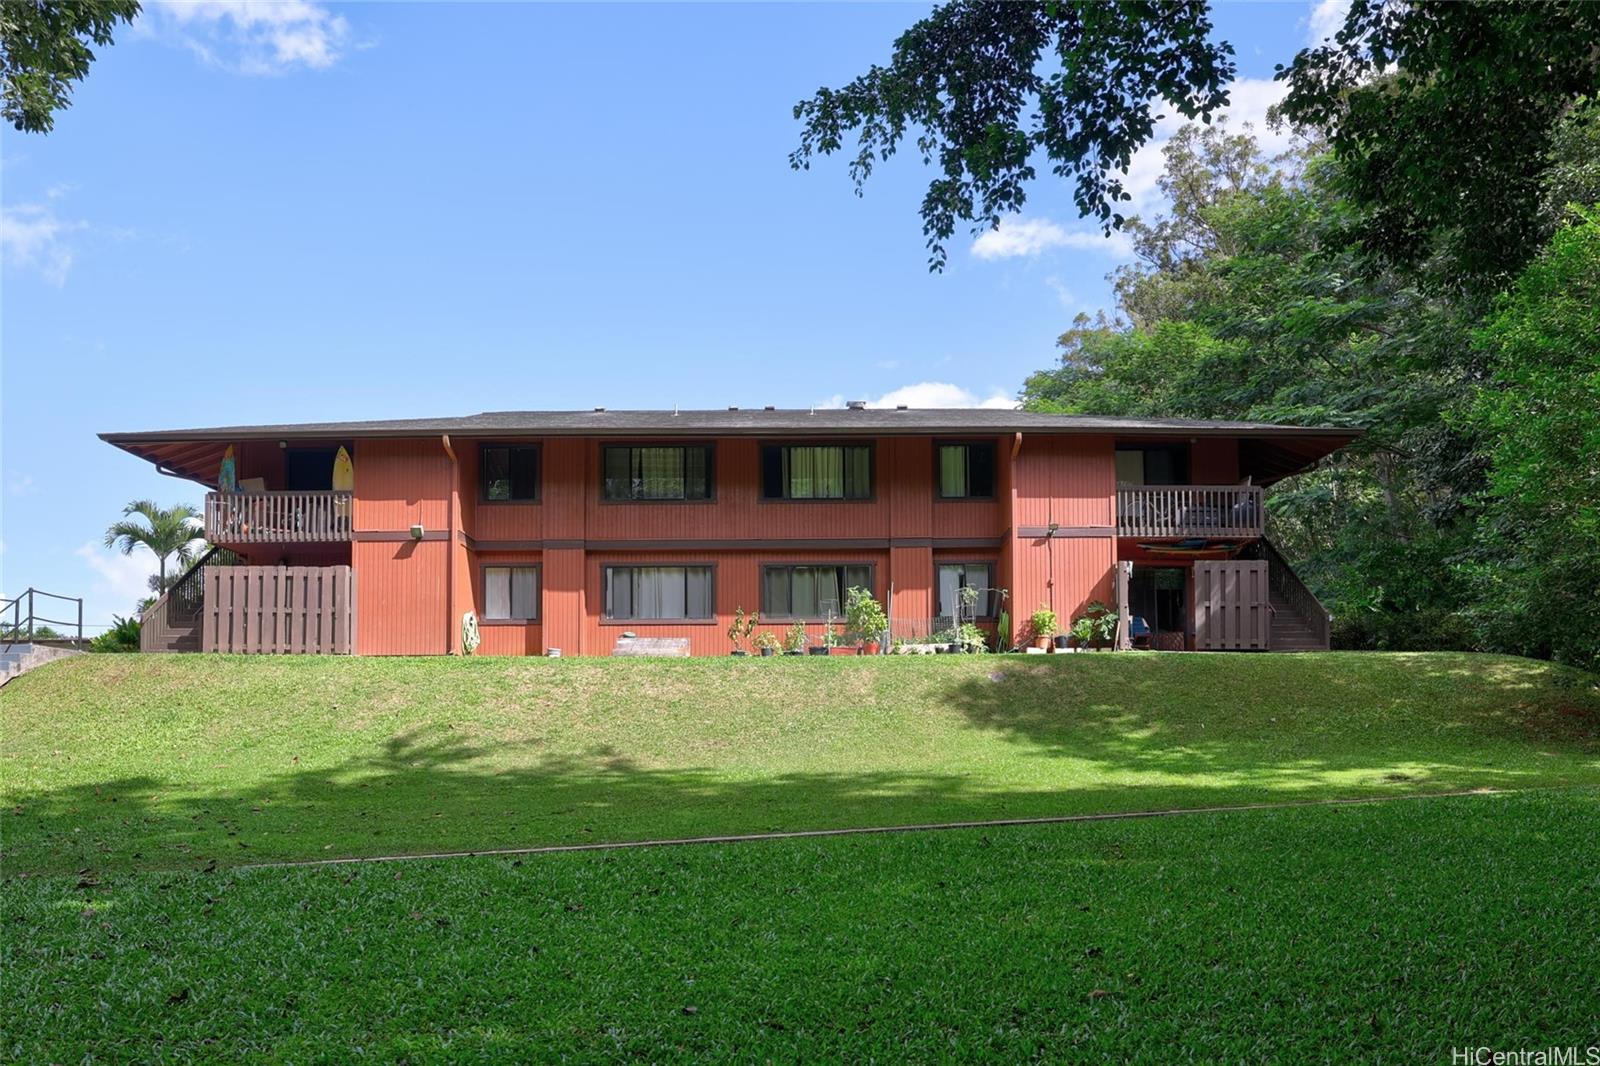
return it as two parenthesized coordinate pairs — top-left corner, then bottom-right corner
(602, 445), (712, 501)
(760, 444), (871, 500)
(604, 566), (713, 621)
(1114, 444), (1189, 486)
(761, 564), (873, 619)
(938, 562), (997, 620)
(481, 445), (540, 501)
(484, 566), (539, 621)
(937, 441), (996, 499)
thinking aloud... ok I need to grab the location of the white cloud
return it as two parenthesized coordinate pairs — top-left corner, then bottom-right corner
(1306, 0), (1350, 45)
(819, 382), (1018, 411)
(147, 0), (351, 74)
(1, 204), (85, 285)
(971, 217), (1133, 260)
(77, 542), (157, 610)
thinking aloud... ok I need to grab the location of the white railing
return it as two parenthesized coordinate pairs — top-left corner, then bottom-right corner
(1116, 484), (1264, 538)
(205, 491), (353, 544)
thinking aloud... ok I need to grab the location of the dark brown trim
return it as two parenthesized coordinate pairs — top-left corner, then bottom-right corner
(599, 562), (718, 624)
(759, 561), (877, 622)
(757, 440), (877, 503)
(1016, 526), (1115, 539)
(597, 440), (717, 504)
(478, 559), (542, 623)
(354, 530), (450, 542)
(933, 438), (998, 501)
(464, 536), (1002, 552)
(477, 441), (542, 504)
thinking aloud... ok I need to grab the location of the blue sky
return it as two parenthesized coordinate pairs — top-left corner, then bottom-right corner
(1, 1), (1334, 630)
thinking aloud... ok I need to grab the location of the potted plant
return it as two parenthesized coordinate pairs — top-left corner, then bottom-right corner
(843, 586), (888, 655)
(1029, 605), (1058, 650)
(727, 606), (756, 656)
(783, 621), (808, 655)
(754, 630), (781, 657)
(1071, 601), (1119, 650)
(823, 614), (851, 655)
(958, 622), (988, 654)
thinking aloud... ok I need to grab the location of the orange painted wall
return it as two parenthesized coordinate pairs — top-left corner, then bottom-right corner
(354, 539), (450, 655)
(1012, 434), (1116, 528)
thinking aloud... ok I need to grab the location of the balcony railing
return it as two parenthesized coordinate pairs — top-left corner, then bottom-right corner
(1116, 484), (1264, 538)
(205, 491), (353, 544)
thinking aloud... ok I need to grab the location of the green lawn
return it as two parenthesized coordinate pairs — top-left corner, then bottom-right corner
(3, 652), (1598, 874)
(6, 789), (1598, 1061)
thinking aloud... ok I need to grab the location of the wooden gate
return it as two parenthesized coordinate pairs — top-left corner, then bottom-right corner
(203, 566), (356, 654)
(1193, 560), (1270, 651)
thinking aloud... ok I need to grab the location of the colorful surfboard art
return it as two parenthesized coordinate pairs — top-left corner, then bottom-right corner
(332, 446), (354, 491)
(218, 445), (237, 493)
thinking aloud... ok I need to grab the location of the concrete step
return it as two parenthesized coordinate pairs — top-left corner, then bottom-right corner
(0, 644), (84, 685)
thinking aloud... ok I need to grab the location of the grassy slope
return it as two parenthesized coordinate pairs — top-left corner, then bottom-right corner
(5, 790), (1598, 1062)
(3, 652), (1597, 874)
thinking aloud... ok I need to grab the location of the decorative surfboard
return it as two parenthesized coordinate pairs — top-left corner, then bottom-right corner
(218, 445), (238, 493)
(331, 446), (354, 491)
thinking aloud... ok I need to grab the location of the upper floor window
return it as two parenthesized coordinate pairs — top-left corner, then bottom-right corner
(484, 565), (539, 621)
(761, 444), (871, 500)
(481, 445), (539, 501)
(602, 445), (712, 501)
(1115, 444), (1189, 486)
(603, 565), (714, 621)
(761, 564), (873, 619)
(937, 441), (996, 499)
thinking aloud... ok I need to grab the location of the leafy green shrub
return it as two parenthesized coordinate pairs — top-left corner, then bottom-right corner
(843, 586), (888, 646)
(89, 615), (140, 653)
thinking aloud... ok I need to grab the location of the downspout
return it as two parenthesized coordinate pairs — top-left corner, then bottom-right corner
(441, 434), (458, 655)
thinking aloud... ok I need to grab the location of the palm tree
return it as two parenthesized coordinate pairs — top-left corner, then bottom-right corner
(103, 500), (205, 596)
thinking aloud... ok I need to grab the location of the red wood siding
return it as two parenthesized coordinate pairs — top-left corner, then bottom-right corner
(354, 539), (449, 655)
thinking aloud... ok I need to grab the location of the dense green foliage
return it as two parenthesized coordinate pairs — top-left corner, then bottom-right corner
(1021, 113), (1600, 669)
(87, 613), (141, 653)
(0, 0), (139, 133)
(5, 654), (1596, 874)
(6, 789), (1596, 1060)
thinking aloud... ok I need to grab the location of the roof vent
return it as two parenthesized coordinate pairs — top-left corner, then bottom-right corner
(896, 404), (908, 410)
(763, 405), (775, 411)
(846, 400), (868, 411)
(728, 405), (739, 411)
(593, 406), (606, 412)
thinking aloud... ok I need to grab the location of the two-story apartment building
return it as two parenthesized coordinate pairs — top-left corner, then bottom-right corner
(103, 407), (1357, 655)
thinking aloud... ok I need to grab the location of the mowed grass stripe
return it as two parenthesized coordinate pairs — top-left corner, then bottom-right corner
(3, 652), (1598, 873)
(5, 789), (1597, 1062)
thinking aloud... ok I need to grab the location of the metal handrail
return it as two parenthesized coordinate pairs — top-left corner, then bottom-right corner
(1, 587), (85, 649)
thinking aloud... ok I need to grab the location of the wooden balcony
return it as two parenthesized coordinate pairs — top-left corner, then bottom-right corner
(1116, 484), (1264, 538)
(204, 491), (353, 544)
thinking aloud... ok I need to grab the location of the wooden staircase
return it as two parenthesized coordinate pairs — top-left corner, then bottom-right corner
(1269, 592), (1328, 652)
(1255, 539), (1333, 652)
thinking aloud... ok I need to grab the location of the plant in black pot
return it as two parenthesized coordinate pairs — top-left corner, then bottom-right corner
(1070, 601), (1119, 651)
(754, 630), (780, 657)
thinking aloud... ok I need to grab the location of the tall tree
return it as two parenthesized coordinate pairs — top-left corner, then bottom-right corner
(791, 1), (1234, 269)
(794, 1), (1600, 278)
(1, 0), (140, 133)
(103, 500), (203, 597)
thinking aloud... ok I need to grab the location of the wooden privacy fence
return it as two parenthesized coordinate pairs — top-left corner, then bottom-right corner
(203, 566), (356, 654)
(1193, 560), (1271, 651)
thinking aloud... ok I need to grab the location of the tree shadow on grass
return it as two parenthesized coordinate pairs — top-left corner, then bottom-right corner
(8, 661), (1598, 880)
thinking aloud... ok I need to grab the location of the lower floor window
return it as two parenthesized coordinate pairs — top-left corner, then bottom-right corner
(938, 562), (997, 619)
(762, 564), (873, 619)
(604, 565), (713, 620)
(484, 565), (539, 620)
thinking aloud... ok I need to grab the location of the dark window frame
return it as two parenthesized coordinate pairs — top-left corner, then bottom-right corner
(1114, 442), (1191, 486)
(759, 562), (878, 621)
(935, 560), (1000, 620)
(478, 442), (542, 504)
(934, 439), (998, 500)
(600, 563), (719, 624)
(758, 441), (876, 502)
(480, 562), (542, 624)
(598, 441), (717, 503)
